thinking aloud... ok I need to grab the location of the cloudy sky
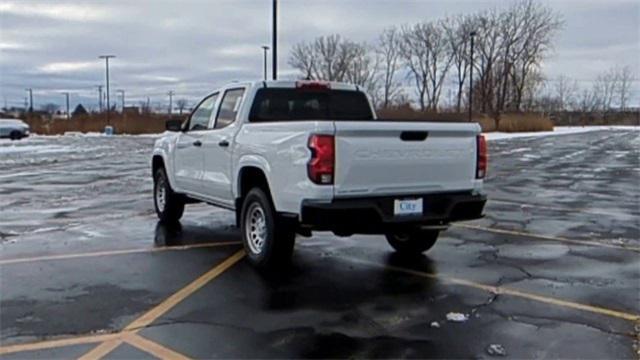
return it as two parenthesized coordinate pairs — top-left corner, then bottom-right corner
(1, 0), (638, 111)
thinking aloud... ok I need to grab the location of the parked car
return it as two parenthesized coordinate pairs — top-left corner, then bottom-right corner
(151, 80), (487, 268)
(0, 119), (30, 140)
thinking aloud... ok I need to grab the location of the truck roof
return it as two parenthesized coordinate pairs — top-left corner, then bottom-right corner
(227, 80), (360, 92)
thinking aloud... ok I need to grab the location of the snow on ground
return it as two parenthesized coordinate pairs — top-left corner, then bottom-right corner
(0, 126), (636, 152)
(0, 144), (74, 155)
(484, 126), (639, 141)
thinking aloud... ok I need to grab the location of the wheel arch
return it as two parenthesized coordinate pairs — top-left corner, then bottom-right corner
(151, 153), (177, 190)
(236, 166), (273, 207)
(235, 165), (277, 226)
(152, 155), (164, 176)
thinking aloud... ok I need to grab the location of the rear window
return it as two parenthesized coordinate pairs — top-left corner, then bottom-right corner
(249, 88), (373, 122)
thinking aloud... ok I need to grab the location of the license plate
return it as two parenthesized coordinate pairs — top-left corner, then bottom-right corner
(394, 198), (423, 216)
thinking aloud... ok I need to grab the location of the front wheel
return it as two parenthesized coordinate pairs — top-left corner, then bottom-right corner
(385, 230), (439, 255)
(153, 168), (185, 223)
(241, 188), (295, 268)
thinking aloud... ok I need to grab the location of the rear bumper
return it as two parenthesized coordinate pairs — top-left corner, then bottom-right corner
(300, 191), (486, 234)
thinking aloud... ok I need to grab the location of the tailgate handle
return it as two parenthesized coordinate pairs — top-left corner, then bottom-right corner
(400, 131), (428, 141)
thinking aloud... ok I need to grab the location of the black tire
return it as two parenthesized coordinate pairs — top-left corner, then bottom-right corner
(153, 167), (185, 223)
(9, 131), (22, 140)
(385, 230), (439, 255)
(240, 188), (295, 268)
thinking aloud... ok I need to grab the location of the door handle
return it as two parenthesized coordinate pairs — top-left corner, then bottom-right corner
(218, 140), (229, 147)
(193, 140), (202, 147)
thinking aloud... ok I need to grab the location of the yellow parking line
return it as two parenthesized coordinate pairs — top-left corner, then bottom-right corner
(123, 249), (245, 332)
(125, 333), (191, 360)
(0, 241), (242, 266)
(350, 258), (640, 322)
(77, 339), (122, 360)
(0, 333), (120, 356)
(0, 250), (245, 357)
(453, 224), (640, 252)
(81, 249), (246, 359)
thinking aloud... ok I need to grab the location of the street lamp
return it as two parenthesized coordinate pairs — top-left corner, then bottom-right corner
(98, 55), (116, 125)
(116, 90), (125, 112)
(272, 0), (277, 80)
(62, 92), (70, 119)
(468, 31), (476, 122)
(25, 88), (33, 113)
(261, 46), (270, 81)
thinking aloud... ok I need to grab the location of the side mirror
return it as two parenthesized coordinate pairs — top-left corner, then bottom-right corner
(165, 119), (183, 132)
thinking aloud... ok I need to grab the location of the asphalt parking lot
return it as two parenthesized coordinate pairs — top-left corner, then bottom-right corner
(1, 129), (639, 359)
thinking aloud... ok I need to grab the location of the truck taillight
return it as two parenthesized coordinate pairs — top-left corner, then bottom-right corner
(476, 134), (487, 179)
(308, 134), (335, 185)
(296, 80), (331, 91)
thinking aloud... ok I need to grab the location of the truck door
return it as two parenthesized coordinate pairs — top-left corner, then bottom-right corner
(200, 88), (245, 206)
(173, 93), (218, 193)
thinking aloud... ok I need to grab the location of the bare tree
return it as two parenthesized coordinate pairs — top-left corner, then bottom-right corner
(286, 0), (563, 116)
(289, 34), (377, 86)
(616, 65), (634, 111)
(553, 75), (578, 111)
(345, 44), (380, 106)
(578, 87), (600, 113)
(290, 34), (380, 107)
(508, 0), (563, 111)
(176, 99), (188, 115)
(594, 68), (618, 112)
(520, 68), (545, 111)
(289, 42), (315, 79)
(443, 14), (474, 112)
(473, 9), (502, 114)
(377, 26), (402, 108)
(400, 20), (454, 111)
(496, 2), (527, 113)
(400, 24), (429, 111)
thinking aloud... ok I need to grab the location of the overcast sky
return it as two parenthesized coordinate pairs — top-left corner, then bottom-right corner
(1, 0), (638, 110)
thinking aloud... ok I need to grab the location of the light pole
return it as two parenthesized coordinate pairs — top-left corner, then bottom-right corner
(272, 0), (277, 80)
(99, 55), (116, 125)
(468, 31), (476, 122)
(25, 88), (33, 113)
(117, 90), (125, 112)
(96, 85), (103, 112)
(62, 92), (70, 119)
(261, 45), (270, 81)
(168, 91), (174, 115)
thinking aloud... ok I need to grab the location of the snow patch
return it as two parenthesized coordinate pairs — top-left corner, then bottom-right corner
(446, 312), (469, 322)
(485, 126), (639, 142)
(500, 147), (530, 155)
(486, 344), (507, 356)
(0, 144), (71, 154)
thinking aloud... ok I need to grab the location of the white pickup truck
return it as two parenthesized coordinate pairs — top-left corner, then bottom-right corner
(152, 80), (487, 268)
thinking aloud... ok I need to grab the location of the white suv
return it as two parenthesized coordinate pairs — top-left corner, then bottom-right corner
(0, 119), (30, 140)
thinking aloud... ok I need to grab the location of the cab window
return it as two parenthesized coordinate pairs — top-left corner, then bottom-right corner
(215, 88), (245, 129)
(188, 93), (218, 131)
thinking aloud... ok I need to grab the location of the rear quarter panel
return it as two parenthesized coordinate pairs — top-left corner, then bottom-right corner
(233, 121), (335, 214)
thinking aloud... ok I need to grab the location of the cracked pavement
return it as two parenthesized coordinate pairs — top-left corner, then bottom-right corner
(0, 129), (639, 358)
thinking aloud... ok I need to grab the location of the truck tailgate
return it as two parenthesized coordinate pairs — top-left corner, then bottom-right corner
(333, 121), (480, 198)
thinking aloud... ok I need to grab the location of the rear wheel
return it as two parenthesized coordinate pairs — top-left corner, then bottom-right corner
(241, 188), (295, 268)
(9, 131), (22, 140)
(385, 230), (439, 255)
(153, 168), (185, 223)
